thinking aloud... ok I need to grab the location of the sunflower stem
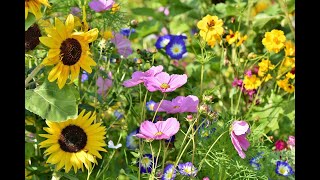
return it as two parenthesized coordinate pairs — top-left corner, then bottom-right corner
(25, 64), (44, 88)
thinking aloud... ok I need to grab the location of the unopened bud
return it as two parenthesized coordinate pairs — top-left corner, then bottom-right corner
(202, 95), (213, 103)
(186, 114), (193, 121)
(248, 52), (257, 59)
(199, 104), (209, 114)
(130, 19), (139, 28)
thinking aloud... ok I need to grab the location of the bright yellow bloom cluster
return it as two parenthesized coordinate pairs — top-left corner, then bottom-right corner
(258, 59), (275, 77)
(197, 15), (224, 47)
(277, 77), (294, 93)
(262, 29), (286, 53)
(243, 74), (262, 90)
(225, 29), (247, 47)
(251, 0), (271, 17)
(279, 41), (295, 76)
(111, 3), (120, 14)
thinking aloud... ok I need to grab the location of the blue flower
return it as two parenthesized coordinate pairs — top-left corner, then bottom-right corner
(81, 71), (88, 82)
(249, 152), (264, 170)
(162, 164), (177, 180)
(114, 110), (123, 120)
(165, 35), (187, 60)
(275, 161), (294, 176)
(178, 162), (198, 177)
(120, 28), (136, 37)
(155, 35), (171, 49)
(146, 100), (156, 111)
(138, 154), (155, 173)
(165, 135), (175, 143)
(126, 128), (139, 150)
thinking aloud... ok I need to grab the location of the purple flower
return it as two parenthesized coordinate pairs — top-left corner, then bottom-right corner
(120, 28), (136, 37)
(96, 75), (112, 96)
(153, 95), (199, 114)
(135, 118), (180, 140)
(122, 65), (163, 87)
(89, 0), (114, 12)
(144, 72), (188, 93)
(138, 154), (155, 173)
(81, 71), (89, 82)
(146, 100), (156, 111)
(165, 35), (187, 60)
(162, 164), (176, 180)
(178, 162), (198, 177)
(275, 161), (294, 176)
(70, 7), (81, 16)
(110, 32), (133, 58)
(232, 78), (243, 88)
(230, 120), (250, 159)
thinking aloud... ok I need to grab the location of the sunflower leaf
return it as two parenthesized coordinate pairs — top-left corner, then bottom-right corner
(25, 13), (36, 31)
(25, 80), (78, 122)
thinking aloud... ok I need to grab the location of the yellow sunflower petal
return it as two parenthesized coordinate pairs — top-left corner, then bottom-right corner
(65, 14), (75, 36)
(45, 27), (63, 42)
(57, 66), (69, 89)
(39, 37), (60, 49)
(69, 64), (79, 82)
(47, 49), (61, 59)
(79, 58), (93, 73)
(55, 17), (67, 40)
(84, 28), (99, 43)
(42, 56), (60, 66)
(64, 154), (73, 173)
(25, 7), (29, 19)
(48, 63), (63, 82)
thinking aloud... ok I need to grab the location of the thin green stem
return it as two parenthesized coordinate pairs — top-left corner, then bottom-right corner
(278, 0), (295, 40)
(200, 63), (204, 96)
(151, 93), (166, 122)
(25, 64), (44, 88)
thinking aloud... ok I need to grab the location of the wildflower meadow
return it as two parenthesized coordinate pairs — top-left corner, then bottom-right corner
(25, 0), (295, 179)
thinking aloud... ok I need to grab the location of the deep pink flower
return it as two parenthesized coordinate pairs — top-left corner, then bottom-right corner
(232, 78), (243, 88)
(111, 33), (133, 58)
(144, 72), (187, 93)
(153, 95), (199, 114)
(287, 136), (295, 150)
(122, 65), (163, 87)
(135, 118), (180, 140)
(203, 177), (210, 180)
(89, 0), (114, 12)
(230, 120), (250, 159)
(275, 140), (287, 151)
(96, 75), (112, 96)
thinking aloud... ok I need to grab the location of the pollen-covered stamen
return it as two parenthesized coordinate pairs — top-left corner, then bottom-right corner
(58, 125), (87, 153)
(25, 24), (41, 51)
(207, 20), (215, 28)
(173, 106), (180, 109)
(60, 38), (82, 66)
(154, 131), (163, 136)
(160, 83), (170, 89)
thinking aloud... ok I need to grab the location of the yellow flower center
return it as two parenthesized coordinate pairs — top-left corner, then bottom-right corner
(160, 83), (170, 89)
(279, 167), (287, 175)
(173, 106), (180, 109)
(207, 20), (215, 28)
(173, 47), (180, 53)
(141, 157), (150, 166)
(154, 131), (163, 136)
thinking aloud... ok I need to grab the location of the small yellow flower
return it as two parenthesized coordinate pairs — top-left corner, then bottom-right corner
(285, 40), (295, 57)
(265, 74), (273, 82)
(258, 59), (275, 77)
(277, 78), (289, 89)
(197, 15), (224, 41)
(226, 29), (239, 45)
(111, 3), (120, 14)
(283, 57), (295, 68)
(206, 35), (220, 48)
(251, 0), (270, 17)
(243, 75), (262, 90)
(236, 34), (248, 47)
(102, 30), (114, 40)
(286, 72), (295, 79)
(262, 29), (286, 53)
(284, 84), (295, 93)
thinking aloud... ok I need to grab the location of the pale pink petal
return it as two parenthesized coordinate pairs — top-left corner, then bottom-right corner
(153, 100), (173, 112)
(139, 121), (158, 138)
(155, 118), (180, 137)
(144, 77), (163, 92)
(182, 95), (199, 112)
(96, 76), (104, 87)
(237, 134), (250, 151)
(231, 132), (246, 159)
(131, 71), (145, 79)
(147, 65), (164, 76)
(135, 133), (150, 139)
(157, 134), (171, 140)
(154, 72), (171, 83)
(232, 121), (249, 136)
(123, 79), (143, 87)
(171, 96), (185, 105)
(167, 74), (187, 91)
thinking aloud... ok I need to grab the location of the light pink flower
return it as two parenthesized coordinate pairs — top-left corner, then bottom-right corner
(144, 72), (187, 93)
(230, 120), (250, 159)
(286, 136), (295, 150)
(158, 6), (170, 16)
(96, 75), (112, 96)
(203, 177), (210, 180)
(89, 0), (114, 12)
(111, 33), (133, 58)
(122, 65), (163, 87)
(153, 95), (199, 114)
(135, 118), (180, 140)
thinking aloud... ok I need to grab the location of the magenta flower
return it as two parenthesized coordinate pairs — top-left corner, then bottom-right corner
(96, 75), (112, 96)
(286, 136), (295, 150)
(135, 118), (180, 140)
(144, 72), (187, 93)
(153, 95), (199, 114)
(230, 120), (250, 159)
(111, 33), (133, 58)
(275, 140), (287, 151)
(89, 0), (114, 12)
(123, 65), (163, 87)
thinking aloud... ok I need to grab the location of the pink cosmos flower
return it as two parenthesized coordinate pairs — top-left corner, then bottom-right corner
(153, 95), (199, 114)
(89, 0), (114, 12)
(203, 177), (210, 180)
(144, 72), (187, 93)
(123, 65), (163, 87)
(286, 136), (295, 150)
(111, 33), (133, 58)
(275, 140), (287, 151)
(230, 120), (250, 159)
(96, 74), (112, 96)
(135, 118), (180, 140)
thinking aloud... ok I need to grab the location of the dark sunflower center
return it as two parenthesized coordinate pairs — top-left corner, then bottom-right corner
(60, 38), (82, 66)
(25, 24), (41, 51)
(58, 125), (87, 153)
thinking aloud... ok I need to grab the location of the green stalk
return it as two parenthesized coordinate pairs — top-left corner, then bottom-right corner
(25, 64), (44, 88)
(151, 93), (166, 122)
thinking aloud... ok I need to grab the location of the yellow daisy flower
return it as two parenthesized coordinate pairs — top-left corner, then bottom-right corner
(285, 40), (295, 57)
(265, 73), (273, 82)
(226, 29), (239, 45)
(39, 14), (98, 89)
(111, 3), (120, 14)
(197, 15), (224, 41)
(243, 74), (262, 90)
(277, 78), (289, 89)
(284, 84), (295, 93)
(286, 72), (295, 79)
(25, 0), (51, 20)
(236, 34), (248, 47)
(39, 110), (107, 173)
(258, 59), (275, 77)
(262, 29), (286, 53)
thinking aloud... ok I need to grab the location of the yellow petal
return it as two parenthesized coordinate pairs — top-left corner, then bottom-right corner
(64, 154), (72, 173)
(42, 56), (60, 66)
(55, 17), (67, 40)
(25, 7), (29, 19)
(65, 14), (75, 36)
(48, 63), (63, 82)
(79, 58), (93, 73)
(69, 64), (79, 82)
(39, 37), (60, 49)
(85, 28), (99, 43)
(57, 66), (69, 89)
(45, 27), (63, 42)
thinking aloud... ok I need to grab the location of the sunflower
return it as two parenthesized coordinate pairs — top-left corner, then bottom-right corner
(39, 14), (98, 89)
(25, 0), (51, 20)
(39, 110), (107, 173)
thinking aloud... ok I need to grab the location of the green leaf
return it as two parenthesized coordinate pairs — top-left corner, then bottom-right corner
(136, 20), (161, 38)
(25, 13), (36, 31)
(131, 8), (163, 19)
(169, 0), (193, 16)
(25, 143), (35, 160)
(253, 14), (280, 30)
(25, 80), (79, 122)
